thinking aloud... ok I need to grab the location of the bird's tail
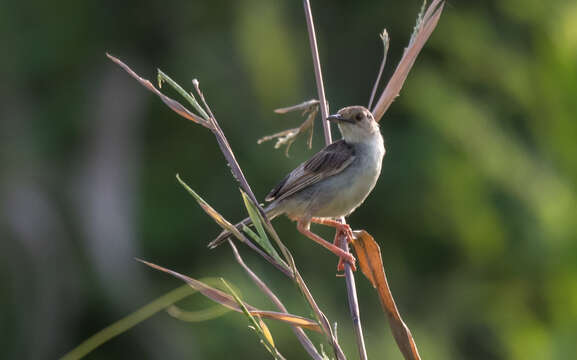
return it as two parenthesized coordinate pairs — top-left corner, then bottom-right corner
(207, 203), (281, 249)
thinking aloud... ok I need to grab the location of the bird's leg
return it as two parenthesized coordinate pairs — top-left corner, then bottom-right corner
(297, 220), (356, 271)
(311, 217), (355, 272)
(332, 231), (346, 272)
(311, 217), (354, 240)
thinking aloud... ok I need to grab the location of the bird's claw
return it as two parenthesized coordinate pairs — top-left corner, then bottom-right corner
(333, 227), (357, 273)
(336, 252), (356, 273)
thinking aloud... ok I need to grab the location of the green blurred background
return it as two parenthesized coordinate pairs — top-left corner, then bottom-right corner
(1, 0), (576, 359)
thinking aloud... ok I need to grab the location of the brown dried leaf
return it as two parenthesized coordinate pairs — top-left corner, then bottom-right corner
(138, 259), (321, 333)
(259, 100), (319, 157)
(273, 99), (319, 114)
(350, 230), (381, 288)
(351, 230), (421, 360)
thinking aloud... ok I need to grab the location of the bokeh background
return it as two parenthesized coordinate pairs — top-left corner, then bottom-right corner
(1, 0), (576, 359)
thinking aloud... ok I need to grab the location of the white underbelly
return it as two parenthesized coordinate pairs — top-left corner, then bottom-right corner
(313, 164), (380, 218)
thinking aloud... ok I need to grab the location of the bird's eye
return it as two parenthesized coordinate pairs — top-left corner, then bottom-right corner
(355, 113), (363, 121)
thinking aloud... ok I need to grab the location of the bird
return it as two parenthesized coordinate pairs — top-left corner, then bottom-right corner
(208, 106), (385, 271)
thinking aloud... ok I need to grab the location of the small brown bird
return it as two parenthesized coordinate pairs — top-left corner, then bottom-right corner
(209, 106), (385, 270)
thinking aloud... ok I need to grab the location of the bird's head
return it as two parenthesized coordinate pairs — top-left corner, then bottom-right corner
(327, 106), (380, 143)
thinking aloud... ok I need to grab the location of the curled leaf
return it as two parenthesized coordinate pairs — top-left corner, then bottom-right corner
(258, 100), (319, 157)
(167, 304), (230, 322)
(273, 99), (319, 114)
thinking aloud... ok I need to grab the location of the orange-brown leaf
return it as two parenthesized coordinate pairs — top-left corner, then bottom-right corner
(351, 230), (421, 360)
(250, 311), (320, 332)
(351, 230), (382, 288)
(255, 316), (275, 346)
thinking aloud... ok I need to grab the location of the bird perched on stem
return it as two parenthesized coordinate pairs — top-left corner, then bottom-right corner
(209, 106), (385, 271)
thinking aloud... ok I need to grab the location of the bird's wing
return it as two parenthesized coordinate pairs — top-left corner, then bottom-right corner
(265, 140), (355, 202)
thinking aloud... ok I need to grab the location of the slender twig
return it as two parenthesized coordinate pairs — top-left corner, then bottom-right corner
(303, 1), (368, 359)
(303, 0), (331, 143)
(368, 29), (390, 110)
(343, 248), (368, 359)
(228, 240), (323, 360)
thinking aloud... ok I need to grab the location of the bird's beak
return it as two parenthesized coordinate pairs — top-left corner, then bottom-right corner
(327, 113), (354, 123)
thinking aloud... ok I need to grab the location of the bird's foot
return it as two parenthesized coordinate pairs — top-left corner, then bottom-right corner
(333, 228), (356, 273)
(336, 251), (356, 273)
(298, 218), (357, 273)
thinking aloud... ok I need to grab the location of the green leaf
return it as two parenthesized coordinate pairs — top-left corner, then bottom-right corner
(176, 174), (244, 241)
(157, 70), (210, 120)
(221, 279), (284, 360)
(240, 190), (283, 262)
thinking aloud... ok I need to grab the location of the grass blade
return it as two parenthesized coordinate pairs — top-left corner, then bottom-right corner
(176, 174), (244, 241)
(222, 279), (285, 360)
(157, 70), (210, 120)
(61, 285), (194, 360)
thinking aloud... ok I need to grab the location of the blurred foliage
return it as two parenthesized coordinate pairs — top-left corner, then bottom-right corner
(1, 0), (576, 359)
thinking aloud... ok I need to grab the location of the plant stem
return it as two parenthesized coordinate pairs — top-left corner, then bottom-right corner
(303, 1), (368, 359)
(368, 29), (389, 110)
(303, 0), (331, 143)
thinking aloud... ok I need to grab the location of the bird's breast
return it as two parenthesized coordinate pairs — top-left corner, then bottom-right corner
(311, 136), (384, 218)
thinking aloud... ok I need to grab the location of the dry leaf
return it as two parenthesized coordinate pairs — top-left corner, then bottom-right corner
(350, 230), (382, 287)
(351, 230), (421, 360)
(256, 316), (275, 347)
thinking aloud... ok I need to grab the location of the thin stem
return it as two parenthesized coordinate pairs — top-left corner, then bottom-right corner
(342, 235), (368, 359)
(303, 1), (368, 359)
(303, 0), (331, 143)
(229, 240), (323, 360)
(368, 29), (390, 110)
